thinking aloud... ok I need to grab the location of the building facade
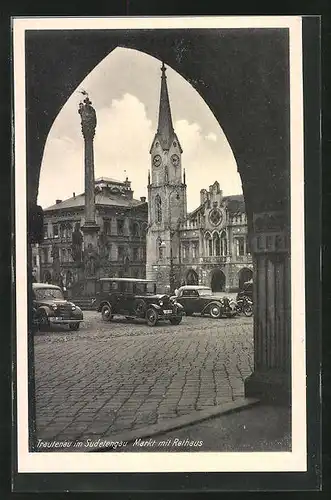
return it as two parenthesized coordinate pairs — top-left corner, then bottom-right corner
(37, 177), (148, 297)
(146, 63), (252, 292)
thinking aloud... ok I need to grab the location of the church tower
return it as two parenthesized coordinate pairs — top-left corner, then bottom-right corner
(146, 62), (187, 291)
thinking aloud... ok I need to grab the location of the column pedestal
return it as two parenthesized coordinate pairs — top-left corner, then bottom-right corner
(81, 223), (100, 297)
(244, 211), (291, 406)
(245, 370), (291, 405)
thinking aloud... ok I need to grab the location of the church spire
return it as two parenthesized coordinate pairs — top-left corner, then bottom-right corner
(156, 62), (174, 150)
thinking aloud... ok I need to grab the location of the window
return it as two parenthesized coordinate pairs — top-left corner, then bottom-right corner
(182, 289), (198, 297)
(117, 219), (125, 235)
(43, 247), (48, 263)
(60, 224), (65, 238)
(67, 223), (73, 239)
(117, 246), (124, 261)
(182, 244), (189, 261)
(35, 287), (64, 300)
(155, 195), (162, 223)
(158, 245), (164, 260)
(43, 225), (48, 239)
(213, 233), (220, 256)
(192, 242), (199, 259)
(131, 221), (140, 237)
(246, 235), (251, 254)
(61, 248), (66, 262)
(142, 246), (146, 261)
(204, 233), (213, 257)
(208, 239), (213, 256)
(235, 237), (245, 256)
(106, 243), (112, 260)
(133, 248), (139, 261)
(53, 224), (59, 238)
(33, 256), (37, 266)
(221, 232), (227, 256)
(103, 219), (111, 235)
(67, 248), (72, 262)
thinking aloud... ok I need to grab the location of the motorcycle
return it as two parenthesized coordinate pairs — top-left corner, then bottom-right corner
(236, 296), (253, 317)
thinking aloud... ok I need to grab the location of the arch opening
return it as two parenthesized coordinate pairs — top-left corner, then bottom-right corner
(210, 268), (226, 292)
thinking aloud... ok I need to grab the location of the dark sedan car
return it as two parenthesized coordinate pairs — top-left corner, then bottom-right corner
(32, 283), (83, 330)
(173, 285), (237, 318)
(93, 278), (184, 326)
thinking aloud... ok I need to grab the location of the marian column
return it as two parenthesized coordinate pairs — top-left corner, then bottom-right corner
(78, 96), (100, 292)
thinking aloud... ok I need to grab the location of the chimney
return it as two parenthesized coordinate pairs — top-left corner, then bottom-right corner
(73, 192), (76, 198)
(56, 199), (62, 204)
(140, 196), (146, 203)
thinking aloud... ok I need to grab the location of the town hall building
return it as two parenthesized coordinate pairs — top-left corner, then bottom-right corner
(146, 63), (253, 292)
(34, 63), (252, 297)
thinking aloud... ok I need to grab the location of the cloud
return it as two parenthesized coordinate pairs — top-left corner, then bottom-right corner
(205, 132), (217, 142)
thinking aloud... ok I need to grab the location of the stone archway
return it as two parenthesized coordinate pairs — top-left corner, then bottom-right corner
(238, 267), (253, 290)
(25, 27), (292, 402)
(186, 269), (198, 285)
(210, 269), (226, 292)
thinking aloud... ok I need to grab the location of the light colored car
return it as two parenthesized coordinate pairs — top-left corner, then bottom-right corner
(173, 285), (237, 319)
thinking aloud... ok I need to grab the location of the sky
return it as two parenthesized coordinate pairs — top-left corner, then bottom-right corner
(38, 47), (242, 212)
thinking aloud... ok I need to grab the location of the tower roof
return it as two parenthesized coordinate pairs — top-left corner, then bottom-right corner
(156, 62), (175, 150)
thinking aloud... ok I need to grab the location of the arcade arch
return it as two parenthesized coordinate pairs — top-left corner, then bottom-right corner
(26, 30), (291, 402)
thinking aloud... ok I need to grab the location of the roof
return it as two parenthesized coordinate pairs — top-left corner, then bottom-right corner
(186, 194), (245, 220)
(95, 177), (123, 184)
(223, 194), (246, 214)
(99, 278), (155, 283)
(156, 63), (174, 150)
(32, 283), (61, 289)
(44, 192), (146, 212)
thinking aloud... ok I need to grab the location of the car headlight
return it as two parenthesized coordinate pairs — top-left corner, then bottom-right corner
(159, 300), (163, 306)
(71, 305), (76, 311)
(51, 304), (57, 311)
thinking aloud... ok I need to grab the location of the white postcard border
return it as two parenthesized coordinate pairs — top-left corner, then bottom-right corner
(14, 15), (306, 473)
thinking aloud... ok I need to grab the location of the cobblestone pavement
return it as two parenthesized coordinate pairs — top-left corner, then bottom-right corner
(33, 312), (253, 445)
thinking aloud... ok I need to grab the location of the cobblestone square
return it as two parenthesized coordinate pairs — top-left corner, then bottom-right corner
(34, 312), (253, 444)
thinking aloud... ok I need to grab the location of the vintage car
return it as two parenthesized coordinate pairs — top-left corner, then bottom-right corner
(93, 278), (184, 326)
(32, 283), (83, 330)
(173, 285), (237, 318)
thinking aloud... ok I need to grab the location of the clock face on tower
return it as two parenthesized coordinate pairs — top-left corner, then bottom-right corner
(171, 154), (180, 166)
(153, 154), (161, 167)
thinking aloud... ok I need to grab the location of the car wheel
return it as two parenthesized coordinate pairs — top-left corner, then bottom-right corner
(133, 299), (147, 318)
(209, 304), (221, 319)
(38, 310), (49, 330)
(243, 304), (253, 317)
(170, 317), (182, 325)
(146, 308), (158, 327)
(101, 304), (113, 322)
(69, 322), (80, 331)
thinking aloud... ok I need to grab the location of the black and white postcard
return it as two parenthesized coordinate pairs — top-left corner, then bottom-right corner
(12, 15), (315, 486)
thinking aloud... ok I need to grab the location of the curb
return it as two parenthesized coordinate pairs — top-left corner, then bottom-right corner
(91, 397), (260, 452)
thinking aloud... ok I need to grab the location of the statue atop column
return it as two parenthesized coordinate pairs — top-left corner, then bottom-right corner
(78, 94), (97, 140)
